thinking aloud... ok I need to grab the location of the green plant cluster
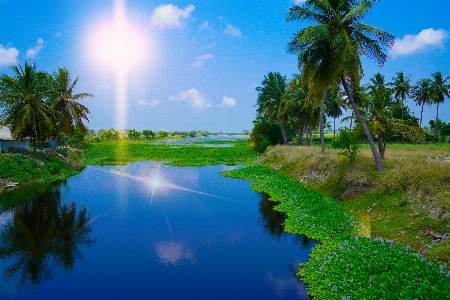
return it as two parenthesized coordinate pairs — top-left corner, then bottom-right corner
(221, 164), (450, 299)
(0, 150), (82, 185)
(331, 128), (360, 168)
(222, 165), (355, 241)
(301, 237), (450, 299)
(82, 140), (258, 166)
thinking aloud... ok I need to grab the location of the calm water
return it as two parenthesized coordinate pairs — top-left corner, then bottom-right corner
(0, 162), (315, 299)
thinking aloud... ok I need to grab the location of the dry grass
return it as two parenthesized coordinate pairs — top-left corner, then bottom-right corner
(260, 144), (450, 262)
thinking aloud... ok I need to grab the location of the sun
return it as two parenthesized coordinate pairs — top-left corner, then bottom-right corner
(88, 0), (148, 73)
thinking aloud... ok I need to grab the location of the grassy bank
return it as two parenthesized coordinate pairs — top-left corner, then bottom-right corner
(0, 149), (85, 194)
(260, 144), (450, 263)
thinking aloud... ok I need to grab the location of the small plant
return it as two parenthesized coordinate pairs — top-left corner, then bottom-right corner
(331, 127), (360, 169)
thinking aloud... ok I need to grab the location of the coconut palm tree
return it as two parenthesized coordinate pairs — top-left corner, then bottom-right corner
(287, 0), (395, 171)
(0, 63), (56, 153)
(46, 67), (92, 157)
(255, 72), (289, 144)
(390, 71), (411, 142)
(411, 78), (433, 127)
(431, 72), (450, 143)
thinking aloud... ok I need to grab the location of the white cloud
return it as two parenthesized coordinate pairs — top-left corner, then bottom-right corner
(192, 54), (214, 68)
(169, 88), (207, 108)
(224, 24), (242, 37)
(200, 21), (212, 31)
(219, 96), (237, 108)
(294, 0), (307, 4)
(26, 38), (44, 59)
(55, 32), (62, 38)
(390, 28), (448, 56)
(0, 45), (19, 67)
(150, 4), (195, 29)
(138, 99), (161, 107)
(206, 103), (213, 108)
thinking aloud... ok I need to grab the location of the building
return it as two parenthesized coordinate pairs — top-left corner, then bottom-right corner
(0, 127), (30, 152)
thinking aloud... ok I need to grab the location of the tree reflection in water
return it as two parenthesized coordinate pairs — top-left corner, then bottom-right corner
(0, 186), (95, 287)
(258, 193), (286, 238)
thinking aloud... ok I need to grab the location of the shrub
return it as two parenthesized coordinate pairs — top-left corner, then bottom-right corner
(249, 118), (283, 153)
(331, 128), (360, 169)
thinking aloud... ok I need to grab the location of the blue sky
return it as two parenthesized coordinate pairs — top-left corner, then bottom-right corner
(0, 0), (449, 133)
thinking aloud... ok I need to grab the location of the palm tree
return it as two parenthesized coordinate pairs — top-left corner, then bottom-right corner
(326, 86), (346, 139)
(0, 63), (56, 153)
(431, 72), (450, 143)
(255, 72), (289, 144)
(390, 71), (411, 142)
(411, 78), (433, 127)
(46, 68), (92, 157)
(287, 0), (395, 171)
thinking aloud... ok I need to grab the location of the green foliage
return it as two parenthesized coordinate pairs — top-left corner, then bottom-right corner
(0, 149), (83, 185)
(331, 128), (360, 168)
(83, 140), (257, 166)
(249, 117), (283, 153)
(300, 237), (450, 299)
(142, 129), (155, 140)
(127, 128), (142, 140)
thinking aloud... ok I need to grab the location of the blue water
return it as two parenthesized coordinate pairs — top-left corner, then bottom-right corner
(0, 162), (314, 299)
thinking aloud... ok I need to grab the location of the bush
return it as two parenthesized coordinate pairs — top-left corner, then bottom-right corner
(331, 127), (360, 169)
(248, 118), (283, 153)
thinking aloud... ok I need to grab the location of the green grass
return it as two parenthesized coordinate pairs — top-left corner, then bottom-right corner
(83, 140), (258, 166)
(0, 149), (83, 188)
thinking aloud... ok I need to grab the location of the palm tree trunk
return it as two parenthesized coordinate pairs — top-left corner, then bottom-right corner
(420, 103), (424, 127)
(378, 131), (385, 160)
(333, 117), (336, 139)
(349, 111), (353, 130)
(320, 86), (329, 154)
(434, 102), (440, 143)
(401, 99), (404, 143)
(342, 78), (384, 171)
(277, 118), (288, 145)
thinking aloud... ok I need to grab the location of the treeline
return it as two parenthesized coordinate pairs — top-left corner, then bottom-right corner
(0, 62), (92, 157)
(85, 128), (248, 142)
(250, 0), (450, 171)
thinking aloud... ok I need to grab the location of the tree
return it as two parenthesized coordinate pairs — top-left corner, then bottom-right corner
(287, 0), (395, 171)
(127, 128), (142, 140)
(431, 72), (450, 143)
(46, 67), (92, 157)
(142, 129), (155, 140)
(411, 78), (433, 127)
(255, 72), (289, 145)
(249, 116), (283, 153)
(0, 63), (56, 153)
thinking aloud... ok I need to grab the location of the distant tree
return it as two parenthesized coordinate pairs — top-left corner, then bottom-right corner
(431, 72), (450, 143)
(156, 129), (168, 139)
(127, 128), (142, 140)
(189, 130), (197, 138)
(241, 129), (250, 135)
(142, 129), (155, 140)
(326, 86), (346, 139)
(411, 78), (433, 127)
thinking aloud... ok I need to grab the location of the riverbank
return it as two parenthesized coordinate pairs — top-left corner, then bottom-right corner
(0, 148), (85, 194)
(260, 144), (450, 263)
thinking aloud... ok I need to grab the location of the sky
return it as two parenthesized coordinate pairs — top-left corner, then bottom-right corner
(0, 0), (449, 133)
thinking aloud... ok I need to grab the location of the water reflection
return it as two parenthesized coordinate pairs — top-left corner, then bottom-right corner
(0, 186), (95, 287)
(154, 241), (196, 265)
(258, 193), (286, 238)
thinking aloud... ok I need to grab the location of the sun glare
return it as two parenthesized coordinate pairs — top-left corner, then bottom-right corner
(88, 0), (147, 72)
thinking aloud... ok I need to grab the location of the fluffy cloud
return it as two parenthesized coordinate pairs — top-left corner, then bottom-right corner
(294, 0), (307, 4)
(26, 38), (44, 59)
(170, 88), (208, 108)
(150, 4), (195, 29)
(224, 24), (242, 37)
(390, 28), (448, 56)
(138, 99), (161, 107)
(219, 96), (236, 108)
(192, 54), (214, 68)
(0, 45), (19, 67)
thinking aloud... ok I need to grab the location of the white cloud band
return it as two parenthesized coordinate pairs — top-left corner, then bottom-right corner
(0, 45), (19, 67)
(390, 28), (448, 56)
(150, 4), (195, 29)
(26, 38), (44, 59)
